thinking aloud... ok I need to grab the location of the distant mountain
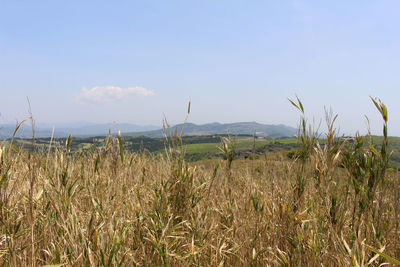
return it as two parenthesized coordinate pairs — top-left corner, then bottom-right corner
(58, 123), (159, 137)
(0, 121), (296, 139)
(125, 122), (297, 138)
(0, 124), (53, 139)
(0, 122), (159, 139)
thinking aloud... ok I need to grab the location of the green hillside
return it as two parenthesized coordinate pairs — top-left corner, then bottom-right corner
(125, 122), (297, 138)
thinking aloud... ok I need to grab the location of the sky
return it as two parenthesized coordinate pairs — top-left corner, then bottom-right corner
(1, 0), (400, 135)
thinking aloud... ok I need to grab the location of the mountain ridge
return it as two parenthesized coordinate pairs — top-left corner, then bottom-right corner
(0, 123), (159, 139)
(0, 121), (296, 139)
(124, 122), (296, 138)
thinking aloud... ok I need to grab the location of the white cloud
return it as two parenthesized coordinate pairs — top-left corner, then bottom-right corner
(77, 86), (154, 102)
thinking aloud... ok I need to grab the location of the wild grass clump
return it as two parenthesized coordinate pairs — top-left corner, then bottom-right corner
(0, 97), (399, 266)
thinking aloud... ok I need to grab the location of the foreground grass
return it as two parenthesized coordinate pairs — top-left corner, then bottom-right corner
(0, 139), (399, 266)
(1, 97), (399, 266)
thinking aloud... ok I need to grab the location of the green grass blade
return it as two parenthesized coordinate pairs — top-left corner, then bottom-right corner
(366, 245), (400, 265)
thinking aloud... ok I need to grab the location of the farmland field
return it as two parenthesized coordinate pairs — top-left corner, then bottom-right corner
(11, 134), (400, 169)
(1, 119), (400, 265)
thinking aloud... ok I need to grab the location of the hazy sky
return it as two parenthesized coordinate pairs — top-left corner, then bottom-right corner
(1, 1), (400, 135)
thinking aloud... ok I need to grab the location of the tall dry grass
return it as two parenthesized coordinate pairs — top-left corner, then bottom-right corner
(0, 98), (399, 266)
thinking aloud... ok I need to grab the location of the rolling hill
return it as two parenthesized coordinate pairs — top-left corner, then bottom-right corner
(125, 122), (297, 138)
(0, 121), (296, 139)
(0, 123), (159, 139)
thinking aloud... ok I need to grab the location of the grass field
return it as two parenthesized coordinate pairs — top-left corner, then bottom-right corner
(10, 134), (400, 168)
(182, 138), (294, 153)
(1, 135), (399, 266)
(1, 98), (399, 266)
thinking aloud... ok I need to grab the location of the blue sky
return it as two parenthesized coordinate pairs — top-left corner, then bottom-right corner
(1, 1), (400, 135)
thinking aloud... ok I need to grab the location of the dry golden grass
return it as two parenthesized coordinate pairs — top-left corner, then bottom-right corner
(1, 97), (399, 266)
(0, 141), (399, 266)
